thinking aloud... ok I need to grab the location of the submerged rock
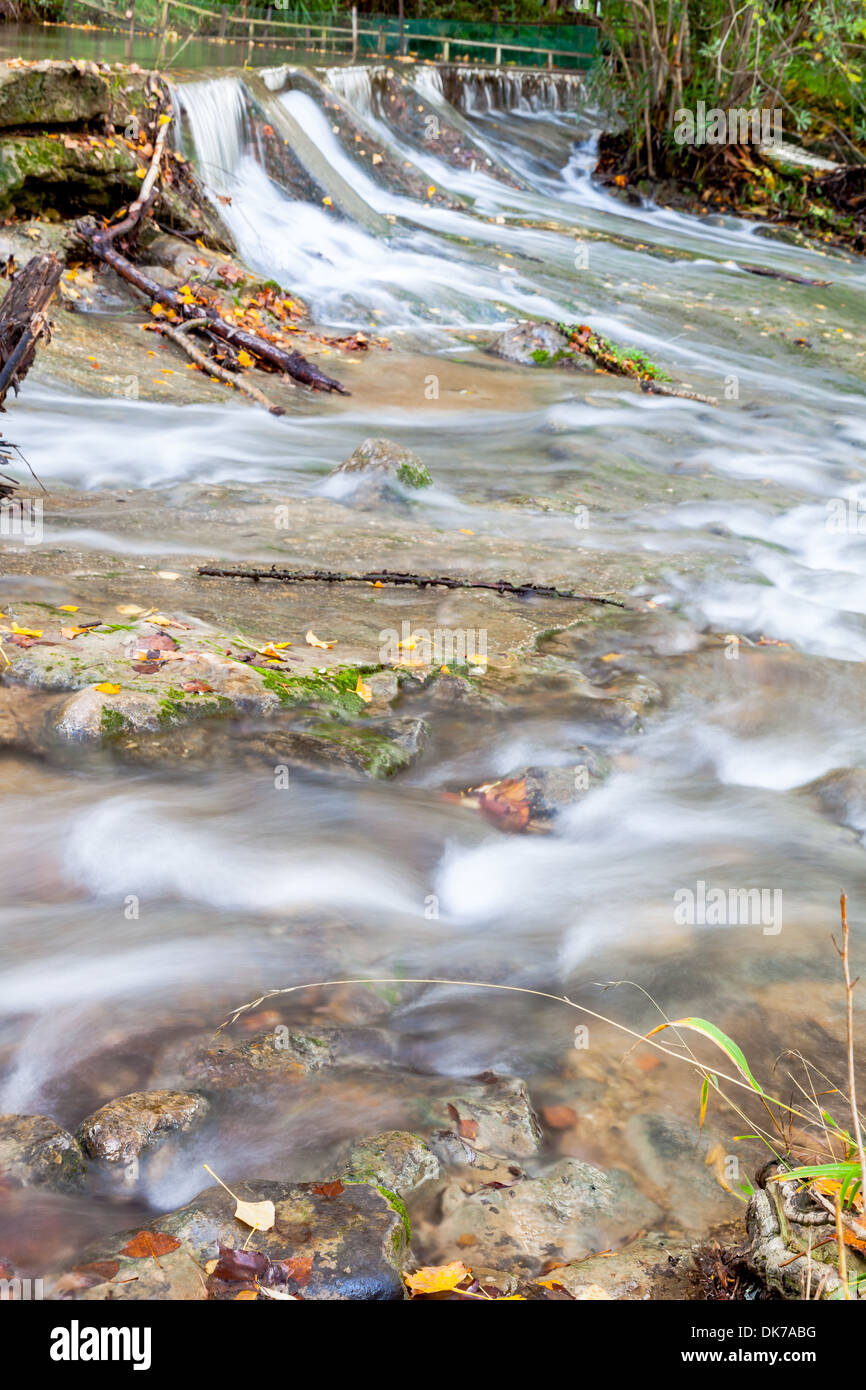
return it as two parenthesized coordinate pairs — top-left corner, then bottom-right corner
(76, 1090), (209, 1165)
(326, 438), (433, 503)
(804, 767), (866, 838)
(535, 1231), (696, 1300)
(428, 1157), (660, 1272)
(624, 1113), (737, 1228)
(432, 1076), (542, 1158)
(339, 1130), (440, 1194)
(0, 1113), (86, 1192)
(156, 1028), (334, 1093)
(62, 1178), (409, 1300)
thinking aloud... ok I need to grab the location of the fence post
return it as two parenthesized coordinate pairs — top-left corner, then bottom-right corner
(494, 44), (501, 65)
(442, 38), (450, 62)
(351, 5), (357, 61)
(377, 24), (385, 56)
(547, 50), (553, 70)
(125, 0), (135, 61)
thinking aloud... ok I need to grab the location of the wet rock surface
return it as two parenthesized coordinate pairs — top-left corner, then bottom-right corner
(425, 1157), (661, 1272)
(62, 1178), (409, 1300)
(489, 321), (590, 369)
(326, 436), (433, 503)
(538, 1231), (697, 1300)
(432, 1077), (542, 1158)
(339, 1130), (440, 1194)
(0, 1114), (86, 1192)
(76, 1090), (209, 1165)
(155, 1028), (335, 1093)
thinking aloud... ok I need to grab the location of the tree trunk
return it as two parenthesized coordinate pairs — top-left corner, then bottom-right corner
(0, 253), (63, 411)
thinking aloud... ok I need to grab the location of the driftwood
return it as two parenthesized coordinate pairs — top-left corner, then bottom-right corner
(150, 316), (286, 415)
(0, 253), (64, 410)
(78, 216), (348, 396)
(196, 565), (626, 606)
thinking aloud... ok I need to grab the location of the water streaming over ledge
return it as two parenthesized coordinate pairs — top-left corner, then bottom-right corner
(2, 34), (866, 1269)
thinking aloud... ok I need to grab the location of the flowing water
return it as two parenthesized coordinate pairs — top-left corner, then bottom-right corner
(2, 28), (866, 1273)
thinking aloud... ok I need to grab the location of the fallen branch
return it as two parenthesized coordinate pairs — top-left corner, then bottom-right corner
(74, 107), (347, 397)
(196, 565), (626, 606)
(149, 317), (286, 415)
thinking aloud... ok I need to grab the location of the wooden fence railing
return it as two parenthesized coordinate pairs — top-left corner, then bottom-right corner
(63, 0), (597, 71)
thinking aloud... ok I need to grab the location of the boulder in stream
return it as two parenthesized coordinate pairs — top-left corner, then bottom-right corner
(76, 1090), (209, 1165)
(61, 1178), (409, 1300)
(339, 1130), (440, 1195)
(431, 1076), (542, 1158)
(326, 437), (433, 503)
(0, 1113), (86, 1192)
(155, 1027), (335, 1093)
(488, 321), (590, 369)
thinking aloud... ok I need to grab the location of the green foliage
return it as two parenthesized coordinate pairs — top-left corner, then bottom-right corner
(597, 1), (866, 173)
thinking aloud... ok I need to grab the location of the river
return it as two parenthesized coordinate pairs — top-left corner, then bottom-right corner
(1, 24), (865, 1282)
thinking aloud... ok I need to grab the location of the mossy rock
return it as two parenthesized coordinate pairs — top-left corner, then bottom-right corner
(0, 60), (110, 129)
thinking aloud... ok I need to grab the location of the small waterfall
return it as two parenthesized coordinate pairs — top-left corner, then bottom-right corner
(323, 64), (375, 115)
(440, 66), (585, 116)
(175, 76), (250, 196)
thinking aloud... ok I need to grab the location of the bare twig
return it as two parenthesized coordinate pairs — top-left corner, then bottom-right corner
(195, 565), (626, 605)
(148, 319), (286, 415)
(836, 891), (866, 1203)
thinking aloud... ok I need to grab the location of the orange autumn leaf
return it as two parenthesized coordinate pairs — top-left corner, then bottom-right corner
(61, 626), (88, 639)
(120, 1231), (181, 1261)
(311, 1180), (344, 1199)
(234, 1289), (258, 1300)
(475, 777), (530, 834)
(305, 630), (335, 649)
(95, 683), (121, 695)
(542, 1104), (578, 1130)
(404, 1260), (470, 1294)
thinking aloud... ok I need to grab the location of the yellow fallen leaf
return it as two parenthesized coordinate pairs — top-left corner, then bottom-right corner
(459, 528), (475, 535)
(404, 1261), (470, 1294)
(260, 642), (288, 660)
(355, 675), (372, 702)
(202, 1163), (275, 1232)
(10, 624), (42, 638)
(58, 605), (79, 612)
(144, 614), (190, 629)
(236, 349), (254, 368)
(235, 1290), (258, 1300)
(234, 1198), (276, 1232)
(305, 630), (335, 649)
(204, 1258), (218, 1275)
(95, 683), (121, 695)
(155, 571), (181, 581)
(150, 303), (166, 317)
(600, 652), (625, 662)
(116, 604), (148, 616)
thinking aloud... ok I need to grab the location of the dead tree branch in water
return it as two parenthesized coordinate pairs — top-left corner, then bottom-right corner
(196, 565), (626, 606)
